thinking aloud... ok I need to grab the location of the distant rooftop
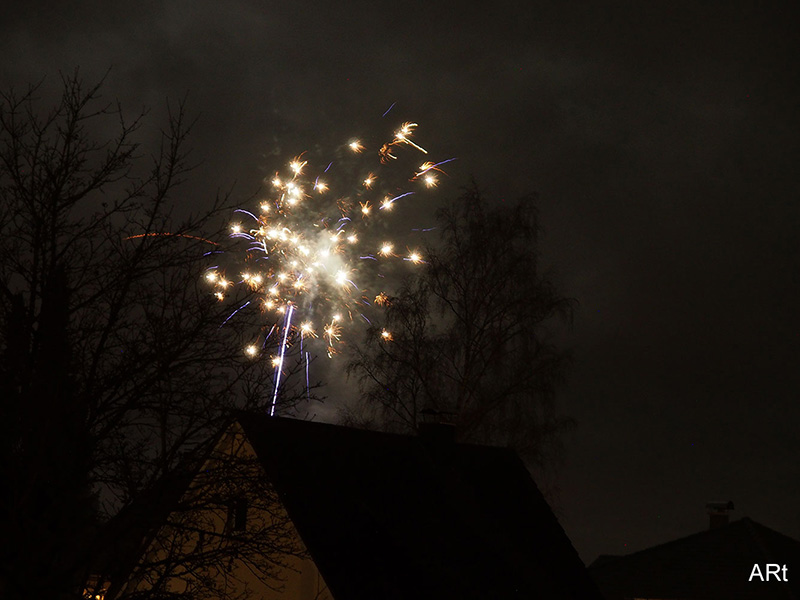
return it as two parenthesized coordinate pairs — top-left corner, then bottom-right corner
(589, 516), (800, 599)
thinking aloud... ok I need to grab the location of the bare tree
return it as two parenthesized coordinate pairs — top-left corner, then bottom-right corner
(0, 72), (307, 600)
(346, 183), (575, 464)
(86, 426), (308, 600)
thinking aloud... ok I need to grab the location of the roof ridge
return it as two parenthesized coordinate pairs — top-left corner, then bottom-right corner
(234, 411), (518, 452)
(743, 517), (800, 558)
(590, 517), (760, 566)
(743, 519), (800, 599)
(743, 517), (773, 561)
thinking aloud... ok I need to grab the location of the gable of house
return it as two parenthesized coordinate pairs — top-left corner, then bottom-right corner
(89, 422), (332, 600)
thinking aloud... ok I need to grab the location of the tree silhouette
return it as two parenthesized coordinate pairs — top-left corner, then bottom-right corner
(346, 183), (575, 464)
(0, 72), (306, 600)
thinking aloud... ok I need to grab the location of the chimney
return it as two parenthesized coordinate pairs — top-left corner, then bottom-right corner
(706, 501), (734, 529)
(418, 421), (456, 445)
(418, 408), (456, 446)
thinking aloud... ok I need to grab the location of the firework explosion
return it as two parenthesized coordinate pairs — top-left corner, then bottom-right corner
(206, 118), (453, 410)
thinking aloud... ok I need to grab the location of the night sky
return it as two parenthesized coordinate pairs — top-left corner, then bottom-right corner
(3, 1), (797, 564)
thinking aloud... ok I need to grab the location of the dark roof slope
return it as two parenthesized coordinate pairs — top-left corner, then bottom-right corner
(237, 414), (602, 600)
(589, 517), (800, 600)
(90, 467), (195, 598)
(89, 429), (227, 597)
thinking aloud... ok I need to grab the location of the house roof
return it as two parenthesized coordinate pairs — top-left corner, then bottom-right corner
(589, 517), (800, 600)
(237, 414), (602, 600)
(89, 431), (225, 597)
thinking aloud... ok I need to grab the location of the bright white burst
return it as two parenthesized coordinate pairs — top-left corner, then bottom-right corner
(207, 118), (452, 363)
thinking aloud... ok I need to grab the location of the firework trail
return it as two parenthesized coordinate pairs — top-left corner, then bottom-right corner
(270, 304), (294, 416)
(207, 117), (452, 409)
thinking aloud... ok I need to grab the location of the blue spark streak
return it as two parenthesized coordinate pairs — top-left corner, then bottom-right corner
(219, 301), (251, 329)
(382, 102), (396, 117)
(305, 351), (310, 401)
(234, 209), (260, 222)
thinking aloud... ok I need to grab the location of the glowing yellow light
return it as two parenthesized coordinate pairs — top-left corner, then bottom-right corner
(381, 329), (393, 341)
(424, 174), (437, 188)
(375, 292), (389, 306)
(349, 140), (363, 152)
(408, 251), (422, 263)
(332, 314), (341, 322)
(293, 280), (305, 289)
(205, 272), (218, 283)
(278, 273), (288, 282)
(380, 243), (393, 256)
(381, 198), (393, 210)
(324, 321), (341, 344)
(245, 345), (258, 357)
(218, 279), (230, 288)
(272, 176), (282, 187)
(347, 234), (358, 244)
(335, 270), (348, 285)
(361, 202), (371, 215)
(393, 122), (427, 154)
(260, 202), (271, 213)
(300, 322), (316, 337)
(230, 224), (242, 234)
(264, 300), (274, 310)
(271, 356), (281, 367)
(289, 159), (307, 174)
(379, 143), (397, 162)
(316, 181), (327, 192)
(363, 173), (375, 188)
(395, 122), (417, 143)
(214, 292), (224, 301)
